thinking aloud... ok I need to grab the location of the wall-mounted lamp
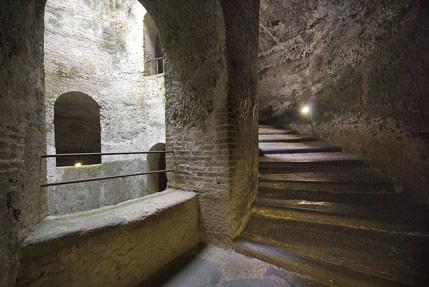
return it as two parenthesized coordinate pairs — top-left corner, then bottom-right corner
(74, 162), (82, 167)
(301, 105), (311, 116)
(300, 104), (316, 138)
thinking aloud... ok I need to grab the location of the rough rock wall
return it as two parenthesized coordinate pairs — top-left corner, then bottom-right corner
(259, 0), (429, 201)
(0, 1), (47, 285)
(44, 0), (166, 214)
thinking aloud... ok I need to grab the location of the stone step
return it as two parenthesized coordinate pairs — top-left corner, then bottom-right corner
(258, 127), (297, 135)
(249, 124), (426, 286)
(234, 238), (414, 287)
(251, 205), (429, 238)
(258, 134), (317, 143)
(253, 198), (429, 229)
(261, 169), (390, 183)
(259, 152), (365, 173)
(259, 170), (394, 194)
(257, 187), (400, 205)
(259, 142), (342, 154)
(237, 210), (429, 286)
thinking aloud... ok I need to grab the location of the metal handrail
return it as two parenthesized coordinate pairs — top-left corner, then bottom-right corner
(41, 151), (173, 158)
(41, 150), (174, 187)
(147, 56), (164, 61)
(41, 169), (174, 187)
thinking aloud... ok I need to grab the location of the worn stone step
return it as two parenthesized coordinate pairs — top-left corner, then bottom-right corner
(258, 124), (276, 128)
(251, 205), (429, 237)
(257, 187), (400, 205)
(260, 163), (366, 174)
(239, 211), (429, 286)
(234, 238), (413, 287)
(259, 180), (392, 194)
(259, 142), (342, 154)
(259, 152), (365, 173)
(258, 127), (297, 135)
(258, 134), (317, 143)
(261, 169), (390, 183)
(259, 170), (394, 194)
(253, 198), (429, 229)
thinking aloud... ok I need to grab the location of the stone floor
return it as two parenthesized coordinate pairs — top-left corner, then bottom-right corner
(139, 245), (322, 287)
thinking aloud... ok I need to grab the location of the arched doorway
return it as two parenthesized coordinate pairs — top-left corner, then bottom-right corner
(147, 143), (167, 193)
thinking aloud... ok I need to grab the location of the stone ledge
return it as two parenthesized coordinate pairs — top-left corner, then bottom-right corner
(23, 188), (197, 249)
(18, 188), (200, 286)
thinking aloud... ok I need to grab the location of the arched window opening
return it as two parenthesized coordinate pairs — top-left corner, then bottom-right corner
(54, 92), (101, 167)
(144, 13), (164, 75)
(154, 36), (164, 74)
(147, 143), (167, 193)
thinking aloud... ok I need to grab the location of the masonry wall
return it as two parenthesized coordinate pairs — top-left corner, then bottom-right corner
(142, 0), (260, 244)
(222, 0), (260, 238)
(1, 1), (260, 284)
(258, 0), (429, 202)
(155, 0), (232, 244)
(0, 1), (47, 285)
(44, 0), (166, 214)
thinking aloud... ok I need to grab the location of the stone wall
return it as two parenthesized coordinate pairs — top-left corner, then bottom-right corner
(1, 0), (260, 284)
(44, 0), (166, 214)
(221, 0), (260, 238)
(149, 0), (232, 244)
(258, 0), (429, 202)
(1, 1), (46, 285)
(142, 0), (260, 244)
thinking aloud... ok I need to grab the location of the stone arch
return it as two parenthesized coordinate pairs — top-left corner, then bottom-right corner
(54, 92), (101, 167)
(1, 1), (259, 282)
(147, 143), (167, 193)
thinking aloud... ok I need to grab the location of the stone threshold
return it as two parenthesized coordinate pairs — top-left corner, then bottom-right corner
(22, 189), (197, 250)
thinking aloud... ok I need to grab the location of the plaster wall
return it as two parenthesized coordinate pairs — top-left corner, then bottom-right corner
(44, 0), (166, 215)
(258, 0), (429, 202)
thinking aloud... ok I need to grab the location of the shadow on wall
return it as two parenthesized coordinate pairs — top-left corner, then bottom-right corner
(147, 143), (167, 193)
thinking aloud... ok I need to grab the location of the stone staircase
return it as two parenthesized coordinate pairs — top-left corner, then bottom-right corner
(235, 125), (429, 287)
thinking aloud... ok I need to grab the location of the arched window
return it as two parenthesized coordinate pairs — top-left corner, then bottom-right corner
(54, 92), (101, 167)
(154, 35), (164, 74)
(147, 143), (167, 193)
(144, 13), (164, 75)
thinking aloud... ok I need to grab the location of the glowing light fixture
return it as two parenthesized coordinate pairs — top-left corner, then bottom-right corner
(301, 105), (311, 116)
(300, 103), (316, 138)
(74, 162), (82, 167)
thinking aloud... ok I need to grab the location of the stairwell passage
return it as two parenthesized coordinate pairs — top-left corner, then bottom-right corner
(235, 125), (429, 287)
